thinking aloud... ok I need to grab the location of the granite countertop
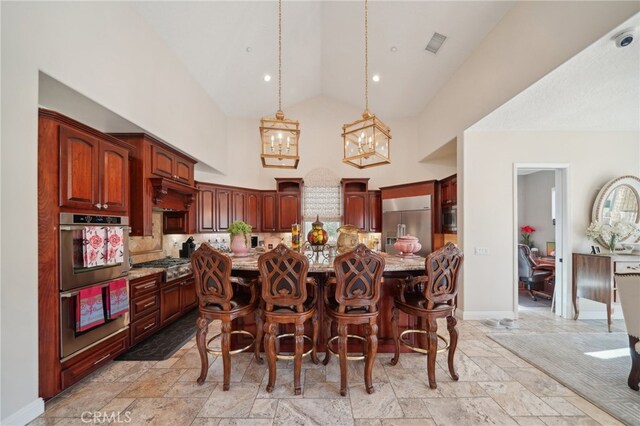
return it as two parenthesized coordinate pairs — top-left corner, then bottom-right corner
(230, 251), (426, 273)
(128, 267), (165, 280)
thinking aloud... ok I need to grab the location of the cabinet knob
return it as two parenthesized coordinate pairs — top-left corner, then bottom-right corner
(102, 204), (108, 210)
(94, 203), (103, 209)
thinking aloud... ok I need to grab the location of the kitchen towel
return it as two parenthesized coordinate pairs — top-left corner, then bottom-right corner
(76, 285), (105, 332)
(106, 278), (129, 319)
(83, 226), (107, 268)
(106, 226), (125, 265)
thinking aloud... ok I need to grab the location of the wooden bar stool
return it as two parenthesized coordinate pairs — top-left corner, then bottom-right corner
(323, 244), (385, 396)
(258, 243), (319, 395)
(390, 242), (463, 389)
(191, 243), (263, 391)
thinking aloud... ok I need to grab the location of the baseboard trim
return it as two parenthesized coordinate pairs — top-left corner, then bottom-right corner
(459, 310), (516, 320)
(2, 398), (44, 426)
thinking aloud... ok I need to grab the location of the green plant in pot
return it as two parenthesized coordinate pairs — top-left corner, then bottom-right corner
(229, 220), (252, 257)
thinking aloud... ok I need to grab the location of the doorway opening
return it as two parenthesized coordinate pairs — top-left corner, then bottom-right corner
(514, 164), (570, 318)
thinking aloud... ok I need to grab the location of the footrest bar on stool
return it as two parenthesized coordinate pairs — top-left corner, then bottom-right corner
(206, 330), (255, 355)
(399, 329), (449, 354)
(327, 335), (367, 361)
(273, 333), (314, 360)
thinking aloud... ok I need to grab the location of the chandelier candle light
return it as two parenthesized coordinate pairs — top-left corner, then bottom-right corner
(342, 0), (391, 169)
(259, 0), (300, 169)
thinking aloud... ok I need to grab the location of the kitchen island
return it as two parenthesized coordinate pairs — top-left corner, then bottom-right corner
(228, 251), (427, 354)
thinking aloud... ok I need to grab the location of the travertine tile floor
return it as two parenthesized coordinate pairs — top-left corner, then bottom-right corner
(31, 308), (628, 425)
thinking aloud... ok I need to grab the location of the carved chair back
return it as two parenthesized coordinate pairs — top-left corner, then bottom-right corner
(258, 243), (309, 313)
(333, 244), (385, 313)
(191, 243), (234, 310)
(423, 242), (463, 309)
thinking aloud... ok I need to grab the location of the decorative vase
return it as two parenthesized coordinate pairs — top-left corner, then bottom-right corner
(230, 234), (249, 256)
(336, 224), (360, 254)
(393, 235), (422, 256)
(307, 215), (328, 246)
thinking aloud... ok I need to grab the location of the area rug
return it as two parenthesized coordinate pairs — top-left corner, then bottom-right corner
(116, 309), (198, 361)
(490, 332), (640, 425)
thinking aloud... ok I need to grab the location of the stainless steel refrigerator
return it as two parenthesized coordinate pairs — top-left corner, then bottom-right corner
(382, 195), (432, 257)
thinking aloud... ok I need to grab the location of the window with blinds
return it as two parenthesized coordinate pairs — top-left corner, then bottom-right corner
(303, 168), (342, 241)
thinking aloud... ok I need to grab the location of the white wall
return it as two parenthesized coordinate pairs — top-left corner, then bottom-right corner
(462, 131), (640, 319)
(519, 171), (556, 256)
(0, 2), (227, 422)
(196, 96), (455, 190)
(416, 1), (640, 156)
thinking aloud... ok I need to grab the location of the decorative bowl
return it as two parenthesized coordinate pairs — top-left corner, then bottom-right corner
(393, 235), (421, 256)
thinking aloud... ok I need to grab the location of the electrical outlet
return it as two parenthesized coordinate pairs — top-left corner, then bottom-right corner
(475, 247), (489, 256)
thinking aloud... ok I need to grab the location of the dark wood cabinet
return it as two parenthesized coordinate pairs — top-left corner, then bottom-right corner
(233, 191), (246, 223)
(440, 175), (457, 206)
(181, 277), (197, 312)
(174, 157), (194, 184)
(345, 193), (368, 230)
(59, 125), (129, 214)
(197, 185), (216, 233)
(342, 179), (380, 232)
(163, 211), (189, 234)
(151, 145), (194, 185)
(262, 191), (277, 232)
(246, 192), (260, 231)
(160, 281), (182, 326)
(368, 190), (382, 232)
(276, 178), (303, 232)
(216, 188), (232, 231)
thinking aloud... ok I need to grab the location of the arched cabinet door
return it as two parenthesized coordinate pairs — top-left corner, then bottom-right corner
(59, 125), (100, 210)
(99, 141), (129, 213)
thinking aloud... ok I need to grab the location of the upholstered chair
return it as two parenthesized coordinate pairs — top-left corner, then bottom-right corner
(518, 244), (553, 300)
(614, 272), (640, 391)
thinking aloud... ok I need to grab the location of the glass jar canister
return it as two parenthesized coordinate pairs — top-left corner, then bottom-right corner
(307, 215), (328, 246)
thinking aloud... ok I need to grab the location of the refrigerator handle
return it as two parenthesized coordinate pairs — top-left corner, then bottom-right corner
(400, 224), (406, 237)
(396, 224), (402, 238)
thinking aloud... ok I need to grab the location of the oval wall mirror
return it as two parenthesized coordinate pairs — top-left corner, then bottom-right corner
(592, 175), (640, 245)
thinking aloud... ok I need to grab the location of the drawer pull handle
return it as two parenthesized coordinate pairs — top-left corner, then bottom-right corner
(143, 301), (156, 308)
(93, 353), (111, 365)
(143, 323), (156, 330)
(138, 282), (157, 290)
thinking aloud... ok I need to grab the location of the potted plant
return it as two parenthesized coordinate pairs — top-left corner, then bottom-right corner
(520, 225), (535, 248)
(229, 220), (252, 256)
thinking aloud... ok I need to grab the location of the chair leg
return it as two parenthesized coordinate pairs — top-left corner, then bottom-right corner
(628, 335), (640, 391)
(311, 311), (320, 365)
(446, 315), (459, 381)
(390, 306), (400, 366)
(426, 318), (438, 389)
(293, 323), (304, 395)
(264, 321), (277, 393)
(338, 323), (349, 397)
(364, 322), (378, 394)
(322, 317), (332, 366)
(221, 320), (232, 391)
(196, 315), (211, 385)
(254, 308), (264, 364)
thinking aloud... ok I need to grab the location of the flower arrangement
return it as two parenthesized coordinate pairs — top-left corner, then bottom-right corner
(586, 220), (640, 252)
(521, 225), (535, 247)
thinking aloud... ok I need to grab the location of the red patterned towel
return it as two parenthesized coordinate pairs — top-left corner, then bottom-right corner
(83, 227), (107, 268)
(106, 227), (125, 265)
(76, 285), (105, 332)
(106, 278), (129, 319)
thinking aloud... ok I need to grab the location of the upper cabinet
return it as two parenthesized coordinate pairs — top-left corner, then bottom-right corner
(261, 191), (277, 232)
(341, 179), (381, 232)
(58, 122), (130, 214)
(275, 178), (303, 232)
(440, 174), (457, 206)
(151, 145), (194, 185)
(368, 190), (382, 232)
(196, 184), (261, 233)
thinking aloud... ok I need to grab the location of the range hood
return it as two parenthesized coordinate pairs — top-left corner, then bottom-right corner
(149, 177), (197, 211)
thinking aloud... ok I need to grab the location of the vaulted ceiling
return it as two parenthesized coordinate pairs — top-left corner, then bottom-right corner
(134, 1), (514, 119)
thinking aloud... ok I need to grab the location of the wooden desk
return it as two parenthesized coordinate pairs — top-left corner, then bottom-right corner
(572, 253), (640, 331)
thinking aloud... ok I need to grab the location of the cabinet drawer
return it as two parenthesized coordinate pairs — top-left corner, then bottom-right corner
(131, 293), (160, 322)
(61, 330), (128, 388)
(615, 262), (640, 273)
(130, 274), (161, 299)
(131, 311), (161, 346)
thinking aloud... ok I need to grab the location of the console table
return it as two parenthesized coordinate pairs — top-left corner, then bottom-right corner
(572, 253), (640, 331)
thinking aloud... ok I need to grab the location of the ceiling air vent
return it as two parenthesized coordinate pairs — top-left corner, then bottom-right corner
(425, 32), (447, 54)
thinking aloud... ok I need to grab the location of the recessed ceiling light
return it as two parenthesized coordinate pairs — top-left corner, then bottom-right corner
(390, 46), (398, 53)
(372, 74), (380, 82)
(264, 74), (272, 82)
(246, 46), (252, 53)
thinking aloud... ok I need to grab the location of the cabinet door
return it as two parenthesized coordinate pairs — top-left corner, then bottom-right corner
(345, 193), (368, 231)
(99, 141), (129, 213)
(160, 282), (182, 325)
(277, 193), (300, 231)
(232, 191), (246, 223)
(441, 180), (452, 205)
(216, 189), (232, 231)
(451, 178), (457, 205)
(180, 278), (197, 312)
(245, 192), (260, 231)
(163, 212), (188, 234)
(368, 191), (382, 232)
(151, 145), (175, 179)
(198, 187), (216, 232)
(59, 125), (100, 210)
(174, 157), (194, 185)
(262, 192), (277, 232)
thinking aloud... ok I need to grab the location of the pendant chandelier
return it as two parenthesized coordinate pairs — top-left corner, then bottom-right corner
(342, 0), (391, 169)
(260, 0), (300, 169)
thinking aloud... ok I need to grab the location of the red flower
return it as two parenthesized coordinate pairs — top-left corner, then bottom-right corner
(521, 226), (535, 234)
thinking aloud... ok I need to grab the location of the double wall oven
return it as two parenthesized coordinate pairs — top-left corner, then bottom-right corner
(59, 213), (130, 360)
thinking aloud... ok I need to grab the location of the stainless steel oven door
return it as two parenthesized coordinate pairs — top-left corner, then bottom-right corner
(60, 280), (129, 360)
(59, 215), (130, 292)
